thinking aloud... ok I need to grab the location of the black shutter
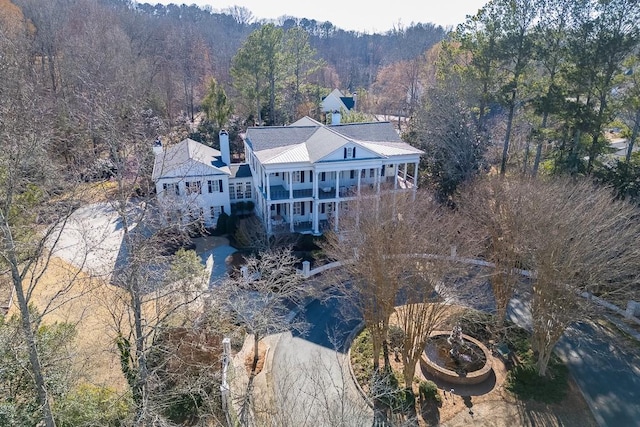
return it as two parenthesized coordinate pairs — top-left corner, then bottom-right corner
(310, 203), (313, 213)
(219, 179), (223, 192)
(301, 171), (305, 183)
(343, 147), (347, 158)
(301, 203), (305, 215)
(353, 147), (356, 158)
(310, 172), (313, 182)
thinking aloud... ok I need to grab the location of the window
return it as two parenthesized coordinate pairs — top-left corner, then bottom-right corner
(185, 181), (201, 195)
(207, 180), (221, 193)
(236, 184), (244, 200)
(350, 170), (355, 179)
(229, 184), (236, 200)
(369, 168), (375, 178)
(381, 165), (386, 177)
(321, 172), (326, 182)
(293, 202), (302, 215)
(343, 147), (356, 159)
(162, 182), (179, 196)
(244, 184), (252, 199)
(292, 171), (301, 183)
(361, 169), (366, 178)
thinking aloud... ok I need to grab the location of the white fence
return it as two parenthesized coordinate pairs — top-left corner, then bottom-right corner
(298, 248), (639, 327)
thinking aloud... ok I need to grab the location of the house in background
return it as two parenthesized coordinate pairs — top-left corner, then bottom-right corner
(244, 116), (423, 235)
(152, 115), (423, 235)
(320, 89), (357, 124)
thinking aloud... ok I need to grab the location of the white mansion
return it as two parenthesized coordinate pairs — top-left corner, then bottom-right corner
(152, 115), (423, 235)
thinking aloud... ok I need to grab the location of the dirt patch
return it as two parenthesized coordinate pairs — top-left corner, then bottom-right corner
(244, 340), (267, 375)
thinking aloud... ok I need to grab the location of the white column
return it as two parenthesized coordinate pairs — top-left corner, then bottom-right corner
(335, 171), (340, 198)
(288, 171), (293, 199)
(376, 167), (381, 194)
(334, 202), (339, 231)
(267, 202), (273, 234)
(313, 200), (319, 234)
(357, 168), (361, 195)
(313, 171), (319, 199)
(394, 163), (399, 190)
(289, 201), (295, 232)
(414, 162), (419, 188)
(266, 172), (271, 201)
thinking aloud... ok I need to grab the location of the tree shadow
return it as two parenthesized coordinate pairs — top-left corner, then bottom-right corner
(420, 398), (441, 426)
(462, 395), (474, 417)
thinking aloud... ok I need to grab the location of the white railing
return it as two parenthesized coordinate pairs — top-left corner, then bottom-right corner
(296, 248), (638, 327)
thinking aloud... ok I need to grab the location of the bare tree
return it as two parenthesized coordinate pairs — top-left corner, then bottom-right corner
(521, 178), (640, 375)
(459, 176), (530, 327)
(216, 248), (313, 426)
(0, 15), (88, 427)
(322, 190), (479, 423)
(462, 176), (640, 376)
(322, 192), (422, 375)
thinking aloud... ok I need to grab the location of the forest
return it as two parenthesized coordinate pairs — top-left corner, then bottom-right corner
(1, 0), (640, 425)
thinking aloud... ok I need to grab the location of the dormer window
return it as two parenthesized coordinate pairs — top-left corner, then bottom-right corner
(344, 147), (356, 159)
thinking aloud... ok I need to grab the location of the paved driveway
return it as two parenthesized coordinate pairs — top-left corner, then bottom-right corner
(50, 202), (125, 279)
(271, 292), (372, 426)
(193, 236), (237, 287)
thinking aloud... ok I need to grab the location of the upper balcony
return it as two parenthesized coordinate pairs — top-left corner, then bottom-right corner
(261, 175), (411, 201)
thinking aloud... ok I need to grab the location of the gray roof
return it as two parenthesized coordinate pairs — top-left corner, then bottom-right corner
(245, 126), (318, 152)
(244, 117), (423, 165)
(331, 122), (403, 142)
(152, 138), (227, 180)
(230, 163), (252, 178)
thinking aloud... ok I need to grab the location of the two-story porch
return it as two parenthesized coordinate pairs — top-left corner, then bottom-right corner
(255, 162), (419, 235)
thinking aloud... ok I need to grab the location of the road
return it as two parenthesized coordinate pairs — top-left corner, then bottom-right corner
(508, 291), (640, 427)
(271, 292), (373, 426)
(555, 322), (640, 427)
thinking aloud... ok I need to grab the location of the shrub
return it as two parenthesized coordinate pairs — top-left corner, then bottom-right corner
(418, 380), (441, 404)
(351, 329), (374, 387)
(506, 355), (568, 403)
(55, 384), (132, 427)
(235, 201), (247, 212)
(215, 212), (230, 234)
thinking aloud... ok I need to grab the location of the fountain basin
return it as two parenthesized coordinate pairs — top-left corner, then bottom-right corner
(421, 330), (493, 385)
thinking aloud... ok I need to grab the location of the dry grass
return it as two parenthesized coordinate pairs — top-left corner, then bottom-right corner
(7, 257), (127, 390)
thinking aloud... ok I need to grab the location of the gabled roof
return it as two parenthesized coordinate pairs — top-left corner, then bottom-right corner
(244, 117), (423, 165)
(340, 97), (355, 110)
(320, 88), (355, 112)
(152, 138), (229, 180)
